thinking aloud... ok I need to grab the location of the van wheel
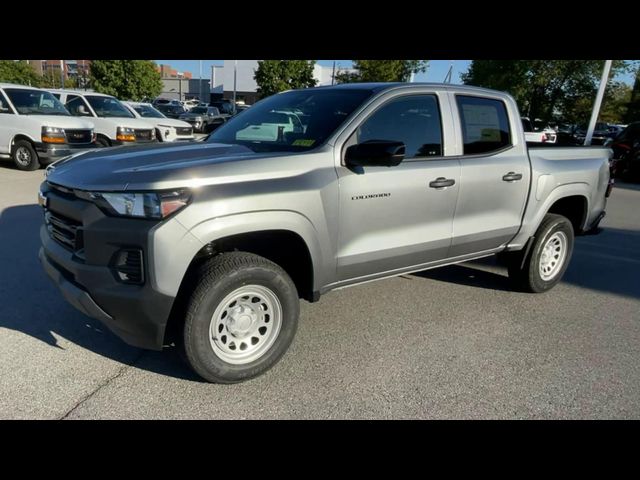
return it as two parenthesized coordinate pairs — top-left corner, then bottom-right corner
(183, 252), (300, 383)
(507, 214), (574, 293)
(11, 140), (40, 171)
(96, 137), (110, 148)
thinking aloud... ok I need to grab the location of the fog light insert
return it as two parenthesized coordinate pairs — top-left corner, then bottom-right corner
(113, 249), (144, 284)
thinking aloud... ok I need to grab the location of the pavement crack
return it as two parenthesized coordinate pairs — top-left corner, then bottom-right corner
(59, 351), (146, 420)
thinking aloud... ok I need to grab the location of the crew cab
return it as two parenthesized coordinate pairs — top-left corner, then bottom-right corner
(123, 101), (195, 142)
(39, 83), (612, 383)
(48, 90), (156, 148)
(0, 83), (95, 170)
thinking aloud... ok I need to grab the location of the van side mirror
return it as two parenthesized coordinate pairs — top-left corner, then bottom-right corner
(77, 105), (91, 116)
(345, 140), (405, 167)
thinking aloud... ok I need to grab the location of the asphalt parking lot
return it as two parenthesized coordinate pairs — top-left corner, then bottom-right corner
(1, 164), (639, 419)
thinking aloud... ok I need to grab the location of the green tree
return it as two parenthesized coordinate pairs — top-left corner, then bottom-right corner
(0, 60), (42, 86)
(254, 60), (317, 98)
(40, 70), (77, 89)
(461, 60), (630, 124)
(624, 67), (640, 123)
(90, 60), (162, 100)
(336, 60), (428, 83)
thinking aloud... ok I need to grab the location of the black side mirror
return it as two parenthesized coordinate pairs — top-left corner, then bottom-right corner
(345, 140), (405, 167)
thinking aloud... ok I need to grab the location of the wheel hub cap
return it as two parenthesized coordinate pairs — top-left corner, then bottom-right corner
(539, 231), (568, 281)
(209, 285), (282, 365)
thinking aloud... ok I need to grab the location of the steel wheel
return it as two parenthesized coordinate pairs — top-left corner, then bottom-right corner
(539, 231), (568, 281)
(15, 146), (32, 167)
(209, 284), (282, 365)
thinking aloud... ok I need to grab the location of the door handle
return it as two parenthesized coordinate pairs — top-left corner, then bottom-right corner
(502, 172), (523, 182)
(429, 177), (456, 189)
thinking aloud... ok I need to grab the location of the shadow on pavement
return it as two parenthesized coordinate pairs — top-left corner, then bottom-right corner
(414, 227), (640, 300)
(613, 182), (640, 192)
(0, 204), (201, 382)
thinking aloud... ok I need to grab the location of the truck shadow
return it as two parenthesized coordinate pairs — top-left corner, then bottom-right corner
(0, 204), (202, 382)
(414, 227), (640, 300)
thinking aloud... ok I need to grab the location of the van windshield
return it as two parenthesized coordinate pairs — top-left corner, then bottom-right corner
(4, 89), (70, 116)
(207, 89), (373, 152)
(85, 95), (135, 118)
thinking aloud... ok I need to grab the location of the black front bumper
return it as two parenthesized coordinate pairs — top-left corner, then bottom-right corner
(38, 184), (175, 350)
(35, 142), (96, 161)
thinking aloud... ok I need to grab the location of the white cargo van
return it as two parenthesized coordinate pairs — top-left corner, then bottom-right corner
(0, 83), (95, 170)
(48, 90), (155, 148)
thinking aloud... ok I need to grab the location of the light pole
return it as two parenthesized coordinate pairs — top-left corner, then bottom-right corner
(233, 60), (237, 112)
(60, 60), (65, 89)
(199, 60), (203, 102)
(585, 60), (613, 146)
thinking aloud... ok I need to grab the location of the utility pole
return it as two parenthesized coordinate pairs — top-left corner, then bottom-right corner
(60, 60), (65, 89)
(585, 60), (613, 146)
(331, 60), (336, 85)
(199, 60), (203, 102)
(233, 60), (237, 113)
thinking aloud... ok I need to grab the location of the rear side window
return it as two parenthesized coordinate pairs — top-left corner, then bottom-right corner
(456, 95), (512, 155)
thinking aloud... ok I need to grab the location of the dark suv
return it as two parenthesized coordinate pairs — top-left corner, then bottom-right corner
(610, 122), (640, 181)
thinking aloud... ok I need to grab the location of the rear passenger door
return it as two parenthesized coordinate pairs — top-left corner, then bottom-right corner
(449, 94), (530, 257)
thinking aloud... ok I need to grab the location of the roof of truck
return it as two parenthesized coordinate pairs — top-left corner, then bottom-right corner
(0, 83), (43, 90)
(307, 82), (509, 97)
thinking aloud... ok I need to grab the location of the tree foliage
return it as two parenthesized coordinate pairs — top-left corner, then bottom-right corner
(0, 60), (42, 86)
(254, 60), (317, 98)
(461, 60), (630, 124)
(624, 68), (640, 124)
(336, 60), (428, 83)
(90, 60), (162, 101)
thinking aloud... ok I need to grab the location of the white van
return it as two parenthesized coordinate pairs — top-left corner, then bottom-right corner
(48, 90), (155, 148)
(123, 101), (195, 142)
(0, 83), (95, 170)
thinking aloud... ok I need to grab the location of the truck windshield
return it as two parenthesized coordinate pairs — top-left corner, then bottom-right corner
(132, 104), (165, 118)
(190, 107), (208, 114)
(4, 89), (70, 116)
(85, 95), (135, 118)
(207, 89), (373, 152)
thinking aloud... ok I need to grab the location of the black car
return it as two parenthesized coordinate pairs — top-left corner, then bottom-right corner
(209, 100), (235, 116)
(156, 104), (187, 119)
(610, 122), (640, 181)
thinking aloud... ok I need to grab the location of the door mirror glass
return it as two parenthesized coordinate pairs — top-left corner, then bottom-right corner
(345, 140), (405, 167)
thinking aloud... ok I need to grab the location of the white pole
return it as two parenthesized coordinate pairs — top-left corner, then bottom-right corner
(199, 60), (203, 102)
(60, 60), (65, 89)
(585, 60), (613, 146)
(233, 60), (237, 112)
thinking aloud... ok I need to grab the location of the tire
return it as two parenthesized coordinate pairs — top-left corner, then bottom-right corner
(183, 252), (300, 383)
(11, 140), (40, 171)
(95, 136), (110, 148)
(507, 213), (574, 293)
(155, 128), (164, 142)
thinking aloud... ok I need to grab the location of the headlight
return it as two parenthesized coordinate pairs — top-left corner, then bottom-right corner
(116, 126), (136, 142)
(91, 190), (191, 219)
(42, 126), (66, 144)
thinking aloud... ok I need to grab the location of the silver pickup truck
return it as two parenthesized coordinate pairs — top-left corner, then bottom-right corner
(38, 83), (613, 383)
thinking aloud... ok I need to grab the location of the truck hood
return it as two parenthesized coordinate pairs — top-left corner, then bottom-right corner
(31, 115), (95, 130)
(179, 113), (205, 120)
(45, 142), (278, 191)
(154, 118), (193, 128)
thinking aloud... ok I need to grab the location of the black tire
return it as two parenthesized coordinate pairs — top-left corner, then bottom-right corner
(155, 128), (164, 142)
(95, 136), (110, 148)
(183, 252), (300, 383)
(507, 213), (574, 293)
(11, 140), (40, 171)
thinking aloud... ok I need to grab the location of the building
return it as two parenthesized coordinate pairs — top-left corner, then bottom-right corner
(157, 63), (192, 79)
(26, 60), (91, 87)
(160, 78), (210, 102)
(211, 60), (357, 105)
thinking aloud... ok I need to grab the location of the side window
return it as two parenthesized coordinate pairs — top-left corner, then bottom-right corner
(52, 93), (61, 100)
(356, 94), (443, 158)
(0, 92), (13, 114)
(65, 95), (90, 116)
(456, 95), (512, 155)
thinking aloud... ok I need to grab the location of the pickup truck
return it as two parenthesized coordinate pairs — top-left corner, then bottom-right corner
(38, 83), (612, 383)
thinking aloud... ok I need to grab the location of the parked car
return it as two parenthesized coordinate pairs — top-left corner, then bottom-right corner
(521, 117), (557, 143)
(156, 103), (187, 119)
(179, 106), (226, 133)
(153, 98), (182, 107)
(210, 100), (235, 116)
(123, 102), (195, 142)
(233, 104), (251, 115)
(48, 90), (155, 148)
(39, 83), (612, 383)
(182, 99), (200, 111)
(610, 122), (640, 181)
(0, 83), (95, 170)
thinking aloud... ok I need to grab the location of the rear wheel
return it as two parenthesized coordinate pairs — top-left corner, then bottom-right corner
(182, 252), (300, 383)
(507, 214), (574, 293)
(11, 140), (40, 171)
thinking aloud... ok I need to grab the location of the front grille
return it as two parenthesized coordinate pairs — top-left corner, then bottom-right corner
(64, 129), (93, 144)
(112, 249), (144, 284)
(134, 129), (154, 142)
(175, 127), (193, 136)
(45, 210), (83, 252)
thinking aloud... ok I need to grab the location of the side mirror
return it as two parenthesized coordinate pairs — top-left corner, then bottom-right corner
(77, 105), (91, 116)
(345, 140), (405, 167)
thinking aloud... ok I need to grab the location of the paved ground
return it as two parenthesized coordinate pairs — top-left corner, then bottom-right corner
(1, 164), (639, 419)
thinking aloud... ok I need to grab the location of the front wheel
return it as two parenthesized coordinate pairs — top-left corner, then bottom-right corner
(183, 252), (300, 383)
(11, 140), (40, 171)
(507, 213), (575, 293)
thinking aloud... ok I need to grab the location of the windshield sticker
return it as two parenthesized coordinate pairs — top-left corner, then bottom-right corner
(292, 139), (315, 147)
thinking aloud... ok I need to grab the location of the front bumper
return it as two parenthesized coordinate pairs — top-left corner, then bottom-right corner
(38, 184), (176, 350)
(35, 142), (96, 161)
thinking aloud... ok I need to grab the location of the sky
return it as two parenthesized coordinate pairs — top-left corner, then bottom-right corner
(155, 60), (473, 84)
(154, 60), (637, 85)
